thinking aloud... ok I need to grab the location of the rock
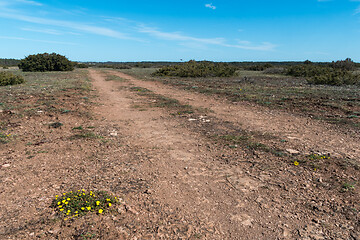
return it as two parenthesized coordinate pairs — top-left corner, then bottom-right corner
(188, 119), (197, 121)
(2, 164), (10, 168)
(110, 131), (118, 136)
(286, 149), (300, 155)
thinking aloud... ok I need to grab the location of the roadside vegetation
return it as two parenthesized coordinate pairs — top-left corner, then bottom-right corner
(117, 59), (360, 131)
(0, 71), (25, 86)
(152, 60), (237, 77)
(18, 53), (74, 72)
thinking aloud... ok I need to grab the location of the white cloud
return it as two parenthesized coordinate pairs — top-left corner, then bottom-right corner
(205, 3), (216, 10)
(138, 26), (275, 51)
(0, 0), (43, 7)
(0, 36), (76, 45)
(138, 26), (225, 45)
(16, 0), (43, 6)
(355, 6), (360, 14)
(0, 12), (137, 40)
(21, 27), (81, 36)
(223, 42), (276, 51)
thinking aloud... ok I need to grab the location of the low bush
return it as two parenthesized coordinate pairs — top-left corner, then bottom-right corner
(307, 70), (359, 85)
(330, 58), (356, 71)
(74, 63), (89, 68)
(0, 71), (25, 86)
(19, 53), (74, 72)
(287, 64), (360, 85)
(263, 67), (286, 75)
(152, 60), (236, 77)
(243, 63), (273, 71)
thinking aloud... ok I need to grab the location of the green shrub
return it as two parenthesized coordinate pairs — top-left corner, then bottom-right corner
(19, 53), (74, 72)
(307, 70), (359, 86)
(287, 64), (360, 85)
(0, 71), (25, 86)
(152, 60), (236, 77)
(74, 63), (89, 68)
(330, 58), (356, 71)
(263, 67), (286, 75)
(243, 63), (273, 71)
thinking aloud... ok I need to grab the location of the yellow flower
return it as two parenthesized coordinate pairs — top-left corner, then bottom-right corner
(62, 200), (66, 203)
(57, 202), (61, 205)
(294, 161), (299, 166)
(106, 199), (111, 202)
(108, 203), (112, 207)
(67, 198), (71, 201)
(86, 207), (91, 210)
(75, 214), (78, 217)
(65, 202), (68, 205)
(82, 189), (85, 192)
(67, 210), (71, 213)
(58, 205), (62, 208)
(60, 209), (64, 211)
(96, 201), (100, 205)
(81, 207), (85, 210)
(64, 218), (68, 220)
(98, 209), (103, 214)
(55, 195), (58, 198)
(75, 211), (78, 214)
(66, 213), (69, 215)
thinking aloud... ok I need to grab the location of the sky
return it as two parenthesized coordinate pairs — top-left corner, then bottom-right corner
(0, 0), (360, 62)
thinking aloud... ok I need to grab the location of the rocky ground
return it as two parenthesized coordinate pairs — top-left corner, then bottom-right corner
(0, 68), (358, 239)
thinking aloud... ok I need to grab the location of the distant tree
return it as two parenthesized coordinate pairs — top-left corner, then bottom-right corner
(18, 53), (74, 72)
(304, 60), (312, 65)
(330, 58), (356, 71)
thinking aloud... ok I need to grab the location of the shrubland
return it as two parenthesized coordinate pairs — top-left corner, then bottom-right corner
(18, 53), (74, 72)
(152, 60), (236, 77)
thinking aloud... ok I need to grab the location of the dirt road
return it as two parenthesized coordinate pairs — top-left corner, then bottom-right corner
(89, 69), (360, 239)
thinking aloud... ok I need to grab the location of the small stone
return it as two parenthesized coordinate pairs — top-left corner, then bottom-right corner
(286, 149), (300, 155)
(110, 131), (118, 136)
(188, 119), (197, 121)
(2, 164), (10, 168)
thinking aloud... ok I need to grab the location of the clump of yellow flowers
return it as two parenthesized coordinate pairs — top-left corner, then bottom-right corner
(51, 189), (118, 220)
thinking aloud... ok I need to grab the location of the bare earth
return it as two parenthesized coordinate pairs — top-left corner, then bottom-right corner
(1, 69), (359, 239)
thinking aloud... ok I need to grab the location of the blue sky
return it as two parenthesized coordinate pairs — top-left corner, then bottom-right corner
(0, 0), (360, 62)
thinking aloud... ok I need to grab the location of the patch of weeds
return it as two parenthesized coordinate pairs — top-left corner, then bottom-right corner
(50, 189), (119, 220)
(308, 153), (330, 160)
(0, 132), (11, 144)
(61, 109), (71, 114)
(70, 131), (102, 140)
(49, 122), (63, 128)
(80, 232), (97, 239)
(72, 126), (83, 130)
(154, 96), (181, 108)
(130, 86), (152, 94)
(105, 75), (128, 82)
(176, 110), (194, 115)
(86, 126), (95, 129)
(341, 182), (355, 192)
(220, 135), (249, 143)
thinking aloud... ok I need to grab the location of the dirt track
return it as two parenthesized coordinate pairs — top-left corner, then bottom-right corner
(89, 69), (360, 239)
(1, 69), (358, 239)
